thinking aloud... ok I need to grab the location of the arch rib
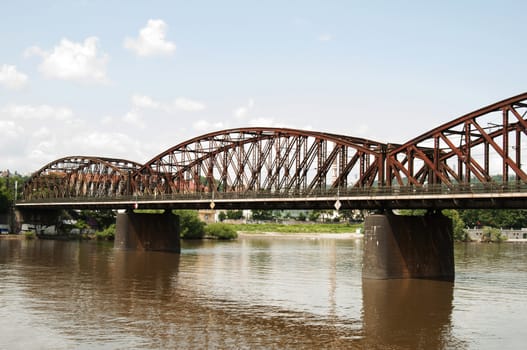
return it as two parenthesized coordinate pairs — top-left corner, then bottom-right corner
(387, 92), (527, 187)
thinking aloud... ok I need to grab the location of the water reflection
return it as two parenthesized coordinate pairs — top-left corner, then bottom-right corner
(362, 279), (459, 349)
(3, 239), (526, 349)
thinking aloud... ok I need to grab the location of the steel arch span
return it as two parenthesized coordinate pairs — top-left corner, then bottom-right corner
(19, 92), (527, 209)
(133, 127), (386, 196)
(386, 92), (527, 189)
(23, 156), (142, 200)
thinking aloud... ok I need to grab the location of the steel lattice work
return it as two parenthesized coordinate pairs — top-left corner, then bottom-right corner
(386, 92), (527, 188)
(21, 93), (527, 204)
(23, 156), (142, 200)
(133, 128), (386, 196)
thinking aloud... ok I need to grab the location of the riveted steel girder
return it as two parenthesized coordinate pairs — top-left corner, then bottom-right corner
(20, 93), (527, 210)
(23, 156), (142, 200)
(387, 92), (527, 188)
(132, 127), (385, 196)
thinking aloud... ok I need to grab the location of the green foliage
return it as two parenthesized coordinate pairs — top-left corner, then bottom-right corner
(481, 226), (506, 242)
(0, 172), (27, 213)
(69, 210), (116, 231)
(218, 211), (227, 222)
(173, 210), (206, 239)
(339, 209), (363, 222)
(95, 224), (115, 241)
(228, 222), (361, 234)
(251, 210), (274, 221)
(397, 209), (427, 216)
(204, 223), (238, 240)
(24, 231), (36, 240)
(443, 209), (467, 241)
(459, 209), (527, 229)
(308, 211), (321, 222)
(226, 210), (244, 220)
(74, 219), (89, 230)
(297, 212), (307, 221)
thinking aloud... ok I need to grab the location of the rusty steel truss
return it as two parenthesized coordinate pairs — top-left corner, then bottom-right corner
(23, 156), (141, 200)
(133, 128), (385, 196)
(386, 92), (527, 188)
(21, 92), (527, 203)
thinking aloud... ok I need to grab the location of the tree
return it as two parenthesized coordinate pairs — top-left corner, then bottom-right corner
(459, 209), (527, 229)
(251, 210), (274, 221)
(443, 209), (467, 241)
(204, 223), (238, 240)
(308, 210), (321, 222)
(75, 210), (116, 230)
(481, 226), (506, 242)
(226, 210), (243, 220)
(173, 210), (206, 239)
(397, 209), (427, 216)
(0, 171), (27, 213)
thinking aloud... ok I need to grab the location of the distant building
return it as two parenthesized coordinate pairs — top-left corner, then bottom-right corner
(466, 227), (527, 242)
(198, 209), (216, 224)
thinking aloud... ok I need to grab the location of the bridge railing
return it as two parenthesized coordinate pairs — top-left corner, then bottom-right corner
(18, 182), (527, 204)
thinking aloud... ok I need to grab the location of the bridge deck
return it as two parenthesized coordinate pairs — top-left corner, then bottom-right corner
(16, 185), (527, 210)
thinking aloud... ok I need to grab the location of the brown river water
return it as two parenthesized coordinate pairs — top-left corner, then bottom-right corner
(0, 236), (526, 349)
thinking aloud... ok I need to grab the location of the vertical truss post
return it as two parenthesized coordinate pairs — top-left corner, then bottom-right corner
(464, 121), (471, 183)
(503, 108), (509, 182)
(516, 127), (522, 184)
(433, 136), (440, 185)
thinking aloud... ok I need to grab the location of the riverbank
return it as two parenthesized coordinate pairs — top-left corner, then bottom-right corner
(228, 222), (363, 234)
(0, 234), (25, 240)
(237, 231), (363, 239)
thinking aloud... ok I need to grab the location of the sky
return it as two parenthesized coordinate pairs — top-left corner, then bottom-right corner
(1, 0), (527, 175)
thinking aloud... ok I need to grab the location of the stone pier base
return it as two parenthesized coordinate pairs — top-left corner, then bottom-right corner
(362, 211), (454, 281)
(115, 211), (180, 253)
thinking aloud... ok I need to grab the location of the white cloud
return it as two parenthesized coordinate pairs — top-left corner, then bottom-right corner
(25, 37), (109, 83)
(122, 110), (145, 129)
(132, 94), (161, 109)
(0, 120), (23, 139)
(193, 120), (224, 132)
(101, 115), (114, 125)
(70, 132), (142, 156)
(131, 94), (205, 112)
(248, 117), (277, 127)
(124, 19), (176, 57)
(234, 98), (255, 119)
(234, 107), (248, 118)
(0, 102), (153, 173)
(1, 104), (73, 121)
(317, 34), (333, 42)
(0, 64), (28, 90)
(0, 103), (85, 172)
(174, 97), (205, 112)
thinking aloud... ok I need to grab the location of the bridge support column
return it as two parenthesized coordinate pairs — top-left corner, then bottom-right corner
(362, 211), (454, 281)
(115, 210), (180, 253)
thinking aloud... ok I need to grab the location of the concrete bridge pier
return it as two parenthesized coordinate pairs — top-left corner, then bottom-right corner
(362, 210), (454, 281)
(115, 210), (180, 253)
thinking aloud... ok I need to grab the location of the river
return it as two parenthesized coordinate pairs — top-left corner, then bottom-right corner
(0, 236), (526, 349)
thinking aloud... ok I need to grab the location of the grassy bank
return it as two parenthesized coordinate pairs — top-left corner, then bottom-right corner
(227, 222), (362, 234)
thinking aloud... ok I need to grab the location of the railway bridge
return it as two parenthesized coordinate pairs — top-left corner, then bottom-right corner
(15, 92), (527, 281)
